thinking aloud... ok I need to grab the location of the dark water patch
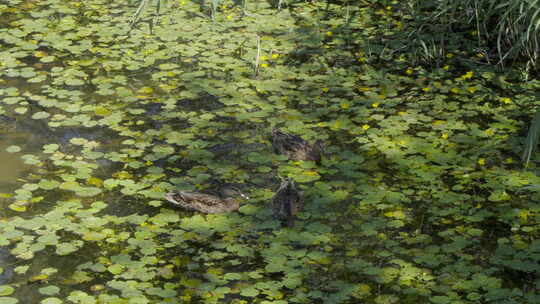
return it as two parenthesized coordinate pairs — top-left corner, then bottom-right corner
(0, 248), (14, 285)
(0, 132), (38, 192)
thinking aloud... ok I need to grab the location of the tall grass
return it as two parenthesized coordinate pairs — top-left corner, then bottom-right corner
(405, 0), (540, 70)
(522, 106), (540, 168)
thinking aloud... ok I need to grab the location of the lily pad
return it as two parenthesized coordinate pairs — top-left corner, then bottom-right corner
(32, 112), (51, 119)
(0, 297), (18, 304)
(5, 146), (21, 153)
(0, 286), (14, 297)
(40, 298), (62, 304)
(38, 286), (60, 296)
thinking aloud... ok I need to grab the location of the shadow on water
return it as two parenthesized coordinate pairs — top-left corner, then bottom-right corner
(0, 248), (14, 285)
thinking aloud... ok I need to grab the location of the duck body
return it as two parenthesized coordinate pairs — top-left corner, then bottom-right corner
(164, 188), (241, 213)
(272, 179), (303, 226)
(271, 128), (323, 163)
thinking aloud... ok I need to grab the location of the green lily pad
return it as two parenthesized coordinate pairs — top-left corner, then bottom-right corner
(0, 286), (14, 296)
(0, 297), (18, 304)
(38, 180), (60, 190)
(38, 286), (60, 296)
(5, 146), (21, 153)
(40, 297), (62, 304)
(32, 112), (51, 119)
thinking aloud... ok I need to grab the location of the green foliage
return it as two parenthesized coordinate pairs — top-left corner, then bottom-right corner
(0, 0), (539, 303)
(405, 0), (540, 71)
(522, 105), (540, 167)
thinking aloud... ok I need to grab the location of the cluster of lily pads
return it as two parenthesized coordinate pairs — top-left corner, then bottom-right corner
(0, 0), (539, 303)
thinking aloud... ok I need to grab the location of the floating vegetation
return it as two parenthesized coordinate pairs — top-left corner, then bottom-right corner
(0, 0), (539, 303)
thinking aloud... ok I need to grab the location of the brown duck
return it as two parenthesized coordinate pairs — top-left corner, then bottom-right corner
(271, 179), (303, 226)
(164, 186), (247, 213)
(272, 128), (323, 163)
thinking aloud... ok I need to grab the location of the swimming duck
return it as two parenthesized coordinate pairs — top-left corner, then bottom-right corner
(164, 185), (247, 213)
(271, 128), (323, 163)
(271, 179), (303, 226)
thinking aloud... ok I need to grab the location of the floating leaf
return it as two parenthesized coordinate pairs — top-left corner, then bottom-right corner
(14, 107), (27, 114)
(240, 286), (259, 297)
(94, 106), (111, 116)
(5, 146), (21, 153)
(38, 286), (60, 296)
(40, 297), (62, 304)
(0, 297), (18, 304)
(107, 264), (124, 275)
(75, 187), (102, 197)
(8, 203), (27, 212)
(32, 112), (50, 119)
(13, 266), (28, 274)
(43, 144), (59, 153)
(293, 170), (321, 183)
(0, 286), (14, 296)
(38, 180), (60, 190)
(59, 181), (81, 191)
(21, 154), (41, 165)
(29, 274), (49, 283)
(56, 242), (80, 255)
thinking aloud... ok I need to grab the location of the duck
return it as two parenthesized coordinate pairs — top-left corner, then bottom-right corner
(271, 179), (303, 226)
(271, 127), (323, 163)
(164, 185), (248, 213)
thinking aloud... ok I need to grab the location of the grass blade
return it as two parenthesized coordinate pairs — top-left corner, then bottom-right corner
(522, 105), (540, 167)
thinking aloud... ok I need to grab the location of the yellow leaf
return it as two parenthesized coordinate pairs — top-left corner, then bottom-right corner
(9, 203), (27, 212)
(31, 196), (44, 203)
(138, 87), (154, 94)
(29, 274), (49, 282)
(500, 97), (512, 104)
(34, 51), (47, 58)
(87, 177), (103, 187)
(113, 171), (132, 179)
(357, 284), (372, 296)
(94, 107), (111, 116)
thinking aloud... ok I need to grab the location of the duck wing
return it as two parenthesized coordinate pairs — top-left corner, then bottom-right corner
(272, 128), (321, 162)
(164, 191), (239, 213)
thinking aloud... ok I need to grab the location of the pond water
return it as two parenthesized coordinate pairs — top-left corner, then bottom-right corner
(0, 0), (358, 303)
(0, 131), (34, 192)
(0, 111), (150, 299)
(0, 122), (44, 296)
